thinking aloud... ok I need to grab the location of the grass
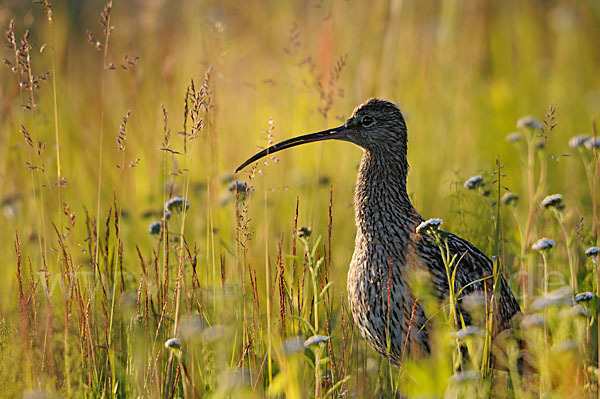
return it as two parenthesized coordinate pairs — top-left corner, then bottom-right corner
(1, 0), (600, 397)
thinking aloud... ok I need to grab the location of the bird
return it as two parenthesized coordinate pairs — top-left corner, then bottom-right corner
(236, 98), (522, 367)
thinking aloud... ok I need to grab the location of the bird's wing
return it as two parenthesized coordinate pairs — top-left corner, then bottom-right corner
(415, 230), (521, 330)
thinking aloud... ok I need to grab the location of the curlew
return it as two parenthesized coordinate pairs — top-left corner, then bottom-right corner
(236, 98), (521, 366)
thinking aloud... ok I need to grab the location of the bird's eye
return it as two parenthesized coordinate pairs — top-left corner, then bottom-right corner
(361, 115), (376, 127)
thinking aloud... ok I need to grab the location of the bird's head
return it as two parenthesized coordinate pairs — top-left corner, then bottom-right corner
(344, 98), (407, 151)
(235, 98), (408, 173)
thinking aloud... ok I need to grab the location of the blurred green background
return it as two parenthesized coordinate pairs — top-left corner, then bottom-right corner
(1, 0), (600, 397)
(2, 0), (599, 284)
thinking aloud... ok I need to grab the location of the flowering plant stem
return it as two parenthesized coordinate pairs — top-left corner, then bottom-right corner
(554, 211), (577, 293)
(429, 230), (462, 369)
(300, 235), (332, 398)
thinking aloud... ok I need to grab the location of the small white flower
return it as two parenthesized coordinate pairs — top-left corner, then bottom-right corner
(303, 335), (330, 348)
(568, 134), (590, 149)
(531, 286), (573, 311)
(298, 226), (312, 238)
(541, 194), (564, 210)
(575, 291), (595, 303)
(464, 175), (484, 190)
(585, 137), (600, 150)
(165, 196), (190, 212)
(165, 338), (181, 350)
(148, 221), (163, 235)
(452, 326), (484, 339)
(585, 247), (600, 257)
(501, 192), (519, 206)
(228, 180), (250, 195)
(505, 132), (522, 143)
(416, 218), (443, 235)
(517, 116), (542, 131)
(531, 237), (556, 251)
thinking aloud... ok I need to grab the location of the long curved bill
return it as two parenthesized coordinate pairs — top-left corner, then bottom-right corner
(235, 125), (348, 172)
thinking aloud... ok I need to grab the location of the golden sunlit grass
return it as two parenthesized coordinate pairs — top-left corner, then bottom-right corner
(1, 1), (600, 398)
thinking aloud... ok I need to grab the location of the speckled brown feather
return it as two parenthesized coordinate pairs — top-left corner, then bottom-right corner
(345, 98), (521, 365)
(236, 97), (522, 367)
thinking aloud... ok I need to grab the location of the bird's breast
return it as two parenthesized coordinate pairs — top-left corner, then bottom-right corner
(346, 234), (430, 362)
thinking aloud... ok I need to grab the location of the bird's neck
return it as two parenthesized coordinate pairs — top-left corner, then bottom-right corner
(354, 148), (420, 235)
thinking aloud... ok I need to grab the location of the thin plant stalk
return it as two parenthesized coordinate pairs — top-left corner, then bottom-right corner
(92, 7), (114, 393)
(522, 130), (539, 311)
(541, 250), (550, 397)
(593, 118), (599, 239)
(429, 229), (463, 368)
(264, 170), (273, 387)
(558, 217), (577, 293)
(523, 129), (537, 256)
(40, 2), (63, 235)
(94, 0), (112, 280)
(590, 255), (600, 398)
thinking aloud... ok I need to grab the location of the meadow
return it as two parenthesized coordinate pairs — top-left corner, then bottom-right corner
(1, 0), (600, 397)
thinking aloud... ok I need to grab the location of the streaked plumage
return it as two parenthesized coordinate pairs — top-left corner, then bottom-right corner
(236, 98), (521, 365)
